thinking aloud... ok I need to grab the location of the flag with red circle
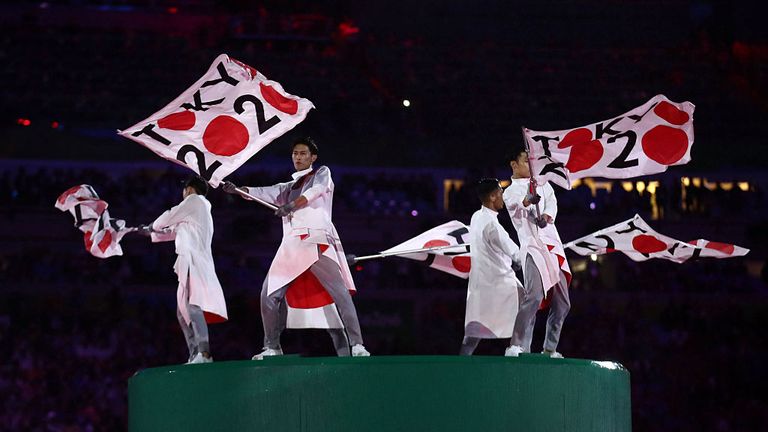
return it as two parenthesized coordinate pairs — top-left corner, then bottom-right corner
(525, 95), (695, 190)
(380, 220), (471, 278)
(564, 214), (748, 263)
(55, 185), (133, 258)
(118, 54), (315, 187)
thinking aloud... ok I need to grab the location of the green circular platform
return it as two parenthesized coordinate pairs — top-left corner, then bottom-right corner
(129, 354), (631, 432)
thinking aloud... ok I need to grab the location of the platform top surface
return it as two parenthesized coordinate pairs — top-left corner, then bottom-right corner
(131, 354), (627, 381)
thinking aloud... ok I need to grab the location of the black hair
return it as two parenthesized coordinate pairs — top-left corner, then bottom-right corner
(184, 175), (209, 196)
(476, 178), (501, 201)
(291, 136), (319, 155)
(506, 145), (528, 164)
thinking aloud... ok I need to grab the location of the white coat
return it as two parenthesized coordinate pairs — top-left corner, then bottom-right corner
(503, 178), (565, 294)
(151, 194), (228, 325)
(244, 165), (356, 328)
(464, 206), (523, 339)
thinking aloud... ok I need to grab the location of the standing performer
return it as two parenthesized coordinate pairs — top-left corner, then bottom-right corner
(503, 147), (571, 358)
(139, 175), (228, 364)
(460, 179), (523, 356)
(223, 137), (369, 358)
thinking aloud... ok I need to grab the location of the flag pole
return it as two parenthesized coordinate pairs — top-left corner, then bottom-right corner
(521, 127), (544, 224)
(232, 187), (279, 211)
(351, 244), (469, 263)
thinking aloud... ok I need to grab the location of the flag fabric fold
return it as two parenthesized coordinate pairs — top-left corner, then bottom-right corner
(55, 185), (133, 258)
(565, 214), (748, 263)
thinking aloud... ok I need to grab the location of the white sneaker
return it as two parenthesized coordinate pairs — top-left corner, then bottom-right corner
(543, 351), (564, 359)
(252, 347), (283, 360)
(505, 345), (525, 357)
(351, 344), (370, 357)
(187, 352), (213, 364)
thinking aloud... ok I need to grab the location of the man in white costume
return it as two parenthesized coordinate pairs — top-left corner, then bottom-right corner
(460, 178), (523, 356)
(503, 147), (572, 358)
(223, 137), (369, 358)
(139, 176), (228, 364)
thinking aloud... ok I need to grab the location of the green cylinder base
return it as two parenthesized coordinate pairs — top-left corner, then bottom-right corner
(129, 354), (631, 432)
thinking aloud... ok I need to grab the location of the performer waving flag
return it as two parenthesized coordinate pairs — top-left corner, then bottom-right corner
(138, 176), (228, 364)
(525, 94), (695, 189)
(504, 146), (572, 358)
(460, 179), (523, 356)
(223, 137), (370, 358)
(119, 54), (314, 187)
(564, 214), (749, 263)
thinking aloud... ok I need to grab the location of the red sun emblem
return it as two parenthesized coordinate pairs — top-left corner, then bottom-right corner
(653, 101), (689, 125)
(641, 125), (689, 166)
(158, 110), (196, 131)
(558, 128), (604, 173)
(632, 234), (668, 254)
(202, 115), (250, 156)
(260, 83), (299, 115)
(704, 241), (735, 255)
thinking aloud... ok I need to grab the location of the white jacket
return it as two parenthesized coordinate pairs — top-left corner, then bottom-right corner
(503, 179), (565, 294)
(245, 165), (356, 329)
(465, 206), (523, 338)
(151, 194), (228, 325)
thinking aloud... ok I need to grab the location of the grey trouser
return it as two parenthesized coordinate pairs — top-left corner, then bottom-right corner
(177, 303), (210, 358)
(459, 337), (481, 356)
(261, 254), (363, 356)
(510, 254), (570, 353)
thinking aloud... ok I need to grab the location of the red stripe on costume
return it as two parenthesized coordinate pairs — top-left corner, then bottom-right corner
(204, 312), (227, 324)
(286, 270), (335, 309)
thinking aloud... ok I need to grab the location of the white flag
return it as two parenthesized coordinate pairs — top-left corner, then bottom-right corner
(381, 220), (471, 279)
(565, 214), (748, 263)
(526, 95), (695, 189)
(119, 54), (314, 186)
(55, 185), (132, 258)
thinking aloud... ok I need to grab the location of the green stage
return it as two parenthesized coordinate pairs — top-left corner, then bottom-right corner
(129, 355), (631, 432)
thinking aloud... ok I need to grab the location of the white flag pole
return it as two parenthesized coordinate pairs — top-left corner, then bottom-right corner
(521, 127), (544, 224)
(351, 244), (469, 263)
(232, 187), (279, 211)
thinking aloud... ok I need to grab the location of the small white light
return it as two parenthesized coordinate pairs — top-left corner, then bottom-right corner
(402, 99), (411, 107)
(590, 254), (598, 262)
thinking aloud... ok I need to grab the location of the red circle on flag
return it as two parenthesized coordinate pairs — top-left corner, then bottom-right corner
(641, 125), (688, 165)
(202, 115), (249, 156)
(559, 128), (604, 173)
(705, 241), (735, 255)
(260, 83), (299, 115)
(566, 141), (604, 173)
(84, 231), (94, 250)
(558, 128), (592, 149)
(98, 231), (113, 253)
(424, 239), (450, 248)
(158, 110), (196, 130)
(632, 234), (667, 254)
(653, 101), (689, 125)
(452, 256), (471, 272)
